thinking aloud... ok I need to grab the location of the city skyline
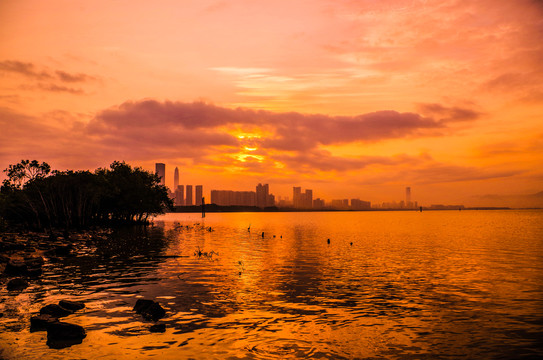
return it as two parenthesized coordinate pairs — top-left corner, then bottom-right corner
(1, 1), (542, 208)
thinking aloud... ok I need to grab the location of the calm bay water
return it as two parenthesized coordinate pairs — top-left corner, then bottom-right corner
(1, 210), (542, 359)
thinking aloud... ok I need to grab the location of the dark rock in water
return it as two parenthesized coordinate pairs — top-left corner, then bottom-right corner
(7, 277), (29, 291)
(40, 304), (74, 318)
(133, 299), (154, 313)
(59, 300), (85, 311)
(46, 321), (86, 349)
(133, 299), (166, 321)
(30, 314), (58, 332)
(4, 259), (28, 276)
(24, 256), (44, 267)
(26, 267), (43, 278)
(149, 323), (166, 333)
(54, 244), (72, 256)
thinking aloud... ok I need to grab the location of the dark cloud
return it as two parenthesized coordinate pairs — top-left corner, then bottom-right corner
(0, 60), (51, 79)
(93, 100), (471, 153)
(55, 70), (96, 83)
(417, 103), (482, 123)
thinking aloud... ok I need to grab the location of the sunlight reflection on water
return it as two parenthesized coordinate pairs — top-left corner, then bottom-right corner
(1, 210), (542, 359)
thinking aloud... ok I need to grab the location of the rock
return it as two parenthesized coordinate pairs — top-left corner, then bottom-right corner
(3, 259), (28, 276)
(54, 244), (72, 256)
(30, 314), (58, 332)
(24, 256), (44, 267)
(149, 323), (166, 333)
(46, 321), (86, 349)
(59, 300), (85, 311)
(40, 304), (74, 318)
(7, 277), (29, 291)
(133, 299), (166, 321)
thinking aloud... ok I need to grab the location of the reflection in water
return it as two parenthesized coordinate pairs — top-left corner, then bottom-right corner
(1, 210), (542, 359)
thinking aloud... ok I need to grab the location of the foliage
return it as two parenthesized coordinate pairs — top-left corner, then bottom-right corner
(0, 160), (173, 229)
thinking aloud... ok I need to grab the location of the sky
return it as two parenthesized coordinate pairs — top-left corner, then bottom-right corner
(1, 0), (542, 206)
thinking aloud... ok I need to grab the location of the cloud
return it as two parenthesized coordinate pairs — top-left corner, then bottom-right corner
(92, 99), (473, 155)
(0, 60), (52, 79)
(416, 103), (482, 123)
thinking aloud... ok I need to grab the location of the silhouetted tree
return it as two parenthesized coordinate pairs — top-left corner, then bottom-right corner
(0, 160), (173, 230)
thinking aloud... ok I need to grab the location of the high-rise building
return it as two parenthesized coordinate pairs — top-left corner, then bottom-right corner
(186, 185), (193, 206)
(293, 187), (301, 208)
(210, 190), (256, 206)
(174, 167), (179, 190)
(304, 189), (313, 208)
(155, 163), (166, 186)
(256, 183), (270, 208)
(195, 185), (203, 206)
(406, 187), (411, 207)
(175, 185), (184, 206)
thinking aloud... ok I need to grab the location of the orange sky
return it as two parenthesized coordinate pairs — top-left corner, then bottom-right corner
(1, 0), (542, 206)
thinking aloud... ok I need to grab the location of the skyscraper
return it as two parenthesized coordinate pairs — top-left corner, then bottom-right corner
(256, 183), (269, 208)
(293, 187), (301, 208)
(155, 163), (166, 186)
(186, 185), (193, 206)
(195, 185), (203, 206)
(406, 187), (411, 208)
(175, 185), (184, 206)
(174, 167), (179, 190)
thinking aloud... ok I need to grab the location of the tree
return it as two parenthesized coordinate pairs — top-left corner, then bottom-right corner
(2, 159), (51, 189)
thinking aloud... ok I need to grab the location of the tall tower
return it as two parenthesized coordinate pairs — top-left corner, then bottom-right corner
(175, 185), (184, 206)
(186, 185), (193, 206)
(155, 163), (166, 186)
(174, 167), (179, 190)
(406, 187), (411, 208)
(293, 187), (301, 208)
(256, 183), (269, 208)
(195, 185), (203, 206)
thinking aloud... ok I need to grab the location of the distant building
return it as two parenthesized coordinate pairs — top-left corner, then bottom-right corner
(175, 185), (184, 206)
(313, 198), (325, 209)
(174, 167), (179, 190)
(331, 199), (349, 209)
(211, 190), (256, 206)
(293, 187), (302, 208)
(351, 199), (371, 210)
(406, 187), (411, 207)
(292, 187), (313, 209)
(195, 185), (203, 206)
(256, 183), (269, 208)
(186, 185), (193, 206)
(155, 163), (166, 186)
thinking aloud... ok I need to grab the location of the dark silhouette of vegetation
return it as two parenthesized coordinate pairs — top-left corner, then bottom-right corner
(0, 160), (173, 230)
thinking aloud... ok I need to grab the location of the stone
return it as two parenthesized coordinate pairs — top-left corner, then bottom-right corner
(59, 300), (85, 311)
(24, 256), (44, 267)
(149, 323), (166, 333)
(46, 321), (86, 349)
(133, 299), (166, 321)
(7, 277), (29, 291)
(40, 304), (74, 318)
(3, 259), (28, 276)
(30, 314), (58, 332)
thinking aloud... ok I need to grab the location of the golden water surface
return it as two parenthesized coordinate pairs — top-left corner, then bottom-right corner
(1, 210), (542, 359)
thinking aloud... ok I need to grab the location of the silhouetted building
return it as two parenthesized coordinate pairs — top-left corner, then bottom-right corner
(331, 199), (349, 209)
(351, 199), (371, 210)
(175, 185), (184, 206)
(406, 187), (411, 206)
(293, 187), (302, 208)
(211, 190), (256, 206)
(174, 167), (179, 190)
(313, 198), (325, 209)
(256, 183), (269, 208)
(195, 185), (203, 206)
(155, 163), (166, 186)
(186, 185), (193, 206)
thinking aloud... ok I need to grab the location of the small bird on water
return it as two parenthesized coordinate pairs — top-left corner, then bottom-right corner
(327, 238), (330, 244)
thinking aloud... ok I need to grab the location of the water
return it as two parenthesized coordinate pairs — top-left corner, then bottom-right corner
(1, 210), (542, 359)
